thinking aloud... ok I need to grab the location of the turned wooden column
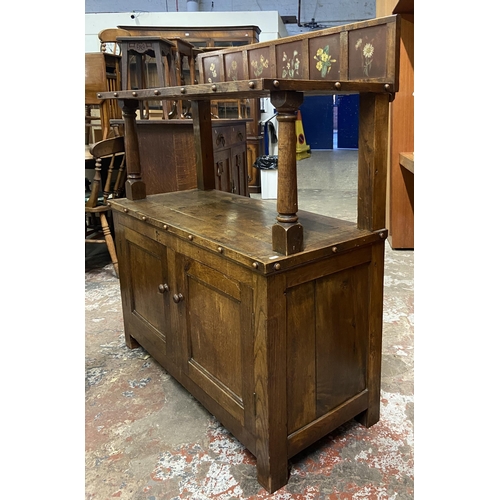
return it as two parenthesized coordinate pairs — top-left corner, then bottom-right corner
(120, 99), (146, 200)
(270, 90), (304, 255)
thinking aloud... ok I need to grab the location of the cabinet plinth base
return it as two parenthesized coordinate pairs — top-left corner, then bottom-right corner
(272, 221), (303, 255)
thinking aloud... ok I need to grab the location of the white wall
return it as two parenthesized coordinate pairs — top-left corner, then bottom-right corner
(85, 11), (289, 53)
(84, 0), (376, 37)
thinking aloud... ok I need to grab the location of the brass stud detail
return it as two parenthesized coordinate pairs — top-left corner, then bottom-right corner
(142, 216), (147, 221)
(188, 235), (194, 241)
(332, 246), (338, 253)
(123, 208), (128, 213)
(273, 263), (281, 271)
(252, 262), (258, 269)
(180, 87), (186, 94)
(97, 93), (102, 98)
(217, 246), (223, 253)
(154, 90), (160, 95)
(379, 231), (385, 239)
(248, 81), (255, 89)
(335, 82), (341, 89)
(163, 224), (168, 230)
(113, 92), (119, 97)
(384, 83), (390, 91)
(273, 80), (280, 88)
(211, 84), (217, 91)
(132, 91), (138, 97)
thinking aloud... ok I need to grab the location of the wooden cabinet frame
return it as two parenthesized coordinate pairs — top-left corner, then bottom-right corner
(98, 15), (400, 494)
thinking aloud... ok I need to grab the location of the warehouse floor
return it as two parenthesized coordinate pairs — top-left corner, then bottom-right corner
(85, 149), (414, 499)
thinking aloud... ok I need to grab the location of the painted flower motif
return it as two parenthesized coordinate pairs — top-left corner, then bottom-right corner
(363, 43), (374, 59)
(228, 59), (238, 80)
(251, 53), (269, 77)
(313, 45), (336, 78)
(282, 50), (301, 78)
(207, 62), (217, 83)
(355, 39), (375, 77)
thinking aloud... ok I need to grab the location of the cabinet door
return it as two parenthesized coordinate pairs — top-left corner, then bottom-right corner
(214, 149), (231, 193)
(115, 225), (171, 367)
(172, 253), (255, 434)
(231, 143), (248, 196)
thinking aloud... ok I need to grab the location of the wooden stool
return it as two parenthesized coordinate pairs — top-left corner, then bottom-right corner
(168, 37), (197, 118)
(117, 36), (176, 119)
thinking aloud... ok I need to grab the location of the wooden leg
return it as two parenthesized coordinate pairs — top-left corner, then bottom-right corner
(270, 90), (304, 255)
(254, 274), (289, 493)
(125, 331), (140, 349)
(99, 212), (119, 278)
(356, 239), (385, 427)
(121, 99), (147, 200)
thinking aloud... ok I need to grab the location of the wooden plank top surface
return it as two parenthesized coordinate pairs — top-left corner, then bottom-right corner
(111, 189), (386, 274)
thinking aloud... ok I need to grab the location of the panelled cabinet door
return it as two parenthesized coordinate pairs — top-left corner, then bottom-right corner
(231, 142), (248, 196)
(214, 149), (232, 193)
(173, 252), (256, 435)
(116, 225), (171, 367)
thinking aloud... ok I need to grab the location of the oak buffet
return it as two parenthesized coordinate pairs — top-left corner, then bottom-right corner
(98, 15), (400, 493)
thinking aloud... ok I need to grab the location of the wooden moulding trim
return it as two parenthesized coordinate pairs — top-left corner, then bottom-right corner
(287, 389), (369, 458)
(98, 79), (396, 102)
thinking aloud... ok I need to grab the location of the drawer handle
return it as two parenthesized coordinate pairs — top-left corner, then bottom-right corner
(216, 134), (225, 146)
(173, 293), (184, 303)
(217, 161), (224, 176)
(158, 283), (170, 293)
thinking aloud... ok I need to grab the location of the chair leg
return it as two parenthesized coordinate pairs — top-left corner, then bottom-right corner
(99, 212), (119, 278)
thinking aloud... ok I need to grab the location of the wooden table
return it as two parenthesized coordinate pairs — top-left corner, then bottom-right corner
(97, 14), (400, 493)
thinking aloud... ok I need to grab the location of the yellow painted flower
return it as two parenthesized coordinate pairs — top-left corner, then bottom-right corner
(316, 61), (323, 71)
(355, 38), (362, 49)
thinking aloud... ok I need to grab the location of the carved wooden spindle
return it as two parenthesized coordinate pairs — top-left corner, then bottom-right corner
(270, 90), (304, 256)
(121, 99), (146, 200)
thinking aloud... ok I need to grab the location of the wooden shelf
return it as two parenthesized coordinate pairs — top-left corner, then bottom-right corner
(399, 152), (414, 174)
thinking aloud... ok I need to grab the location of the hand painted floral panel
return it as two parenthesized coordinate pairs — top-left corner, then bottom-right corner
(277, 41), (303, 79)
(248, 48), (272, 79)
(348, 26), (387, 80)
(308, 34), (341, 80)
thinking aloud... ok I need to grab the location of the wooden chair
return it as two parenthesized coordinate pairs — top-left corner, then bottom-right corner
(85, 52), (123, 143)
(98, 28), (131, 55)
(85, 136), (126, 277)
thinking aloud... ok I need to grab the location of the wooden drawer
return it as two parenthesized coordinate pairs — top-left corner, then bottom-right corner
(212, 125), (230, 150)
(230, 124), (246, 144)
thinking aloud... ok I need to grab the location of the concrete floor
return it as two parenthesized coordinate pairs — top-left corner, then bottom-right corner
(85, 149), (414, 499)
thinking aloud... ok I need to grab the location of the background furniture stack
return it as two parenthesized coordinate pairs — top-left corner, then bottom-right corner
(116, 24), (264, 193)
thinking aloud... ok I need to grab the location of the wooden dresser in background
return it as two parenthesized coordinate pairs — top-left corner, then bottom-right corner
(110, 118), (249, 196)
(377, 0), (414, 249)
(117, 24), (264, 193)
